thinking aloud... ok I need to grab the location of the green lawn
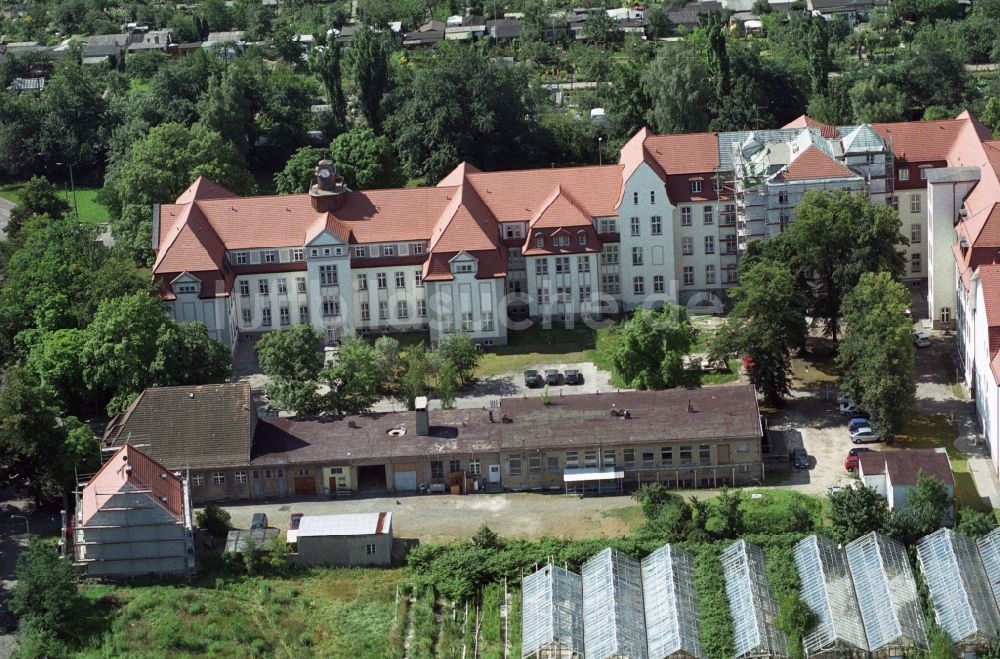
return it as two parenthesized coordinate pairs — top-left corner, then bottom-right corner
(895, 413), (990, 513)
(77, 568), (406, 657)
(0, 182), (110, 224)
(475, 324), (598, 378)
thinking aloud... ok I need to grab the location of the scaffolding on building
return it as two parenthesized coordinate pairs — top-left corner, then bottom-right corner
(641, 544), (704, 659)
(793, 535), (869, 657)
(845, 532), (927, 654)
(721, 539), (790, 658)
(581, 547), (647, 659)
(521, 563), (584, 659)
(917, 528), (1000, 650)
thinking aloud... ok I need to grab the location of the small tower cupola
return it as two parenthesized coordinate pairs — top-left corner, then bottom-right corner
(309, 159), (348, 212)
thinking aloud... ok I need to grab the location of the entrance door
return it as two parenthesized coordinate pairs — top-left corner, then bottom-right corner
(278, 478), (286, 497)
(329, 476), (339, 493)
(393, 471), (417, 492)
(488, 465), (501, 483)
(293, 476), (316, 494)
(252, 480), (262, 497)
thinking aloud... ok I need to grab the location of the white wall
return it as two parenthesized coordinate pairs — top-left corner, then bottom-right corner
(618, 163), (676, 308)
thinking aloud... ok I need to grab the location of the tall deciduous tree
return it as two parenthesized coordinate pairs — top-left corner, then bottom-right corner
(331, 128), (404, 190)
(714, 261), (809, 405)
(351, 23), (394, 133)
(150, 322), (232, 386)
(884, 473), (951, 545)
(6, 175), (70, 239)
(10, 538), (83, 638)
(274, 146), (327, 194)
(828, 484), (888, 543)
(783, 190), (906, 341)
(256, 324), (326, 415)
(642, 43), (713, 134)
(321, 333), (382, 415)
(310, 40), (347, 136)
(837, 272), (916, 437)
(609, 305), (694, 390)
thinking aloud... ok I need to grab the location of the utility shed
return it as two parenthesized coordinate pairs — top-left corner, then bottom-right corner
(73, 444), (194, 578)
(521, 564), (584, 658)
(581, 547), (647, 659)
(641, 544), (704, 658)
(721, 539), (790, 658)
(846, 532), (927, 655)
(793, 535), (869, 657)
(293, 512), (392, 567)
(917, 528), (1000, 651)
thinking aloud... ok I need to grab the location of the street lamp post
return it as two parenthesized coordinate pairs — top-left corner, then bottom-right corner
(56, 161), (80, 222)
(598, 137), (604, 166)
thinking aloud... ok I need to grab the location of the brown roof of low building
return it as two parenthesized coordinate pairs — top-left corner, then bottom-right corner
(250, 385), (762, 465)
(859, 449), (954, 487)
(773, 145), (858, 182)
(104, 383), (254, 470)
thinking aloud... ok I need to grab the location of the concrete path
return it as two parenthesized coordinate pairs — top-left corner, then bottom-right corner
(0, 198), (14, 241)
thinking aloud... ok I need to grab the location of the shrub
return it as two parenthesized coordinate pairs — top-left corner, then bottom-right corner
(196, 503), (232, 537)
(10, 539), (82, 639)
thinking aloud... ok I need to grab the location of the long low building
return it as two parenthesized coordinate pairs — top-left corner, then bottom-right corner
(104, 383), (764, 502)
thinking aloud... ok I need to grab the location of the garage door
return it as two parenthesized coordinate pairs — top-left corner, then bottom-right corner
(393, 471), (417, 492)
(293, 476), (316, 494)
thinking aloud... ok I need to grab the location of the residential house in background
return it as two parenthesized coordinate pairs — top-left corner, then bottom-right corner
(72, 444), (195, 578)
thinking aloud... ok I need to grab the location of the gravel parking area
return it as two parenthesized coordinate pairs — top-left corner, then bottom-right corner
(220, 491), (643, 544)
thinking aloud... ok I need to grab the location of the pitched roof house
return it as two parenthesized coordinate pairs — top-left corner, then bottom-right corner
(858, 449), (954, 511)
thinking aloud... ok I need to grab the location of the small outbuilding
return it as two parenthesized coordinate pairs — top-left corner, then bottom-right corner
(291, 512), (393, 567)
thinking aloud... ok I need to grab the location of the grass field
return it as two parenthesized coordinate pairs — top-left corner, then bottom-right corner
(0, 181), (110, 224)
(77, 569), (406, 658)
(475, 324), (598, 378)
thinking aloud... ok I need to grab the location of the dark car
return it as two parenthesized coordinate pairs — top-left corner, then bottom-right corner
(848, 416), (871, 433)
(544, 369), (560, 385)
(524, 370), (542, 387)
(250, 513), (268, 530)
(564, 369), (581, 385)
(793, 447), (809, 469)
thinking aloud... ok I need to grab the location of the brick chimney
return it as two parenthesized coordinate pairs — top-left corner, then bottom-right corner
(415, 396), (429, 436)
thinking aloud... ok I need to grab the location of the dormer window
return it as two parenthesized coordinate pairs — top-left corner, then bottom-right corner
(578, 231), (587, 245)
(323, 247), (332, 256)
(235, 251), (249, 265)
(354, 246), (366, 258)
(453, 263), (474, 274)
(899, 167), (910, 181)
(264, 250), (278, 263)
(175, 283), (198, 294)
(691, 180), (702, 194)
(383, 245), (395, 257)
(536, 234), (544, 248)
(291, 248), (304, 262)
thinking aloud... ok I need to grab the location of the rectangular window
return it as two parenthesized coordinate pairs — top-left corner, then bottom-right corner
(508, 454), (522, 476)
(556, 287), (571, 304)
(633, 191), (639, 205)
(235, 471), (247, 484)
(263, 250), (277, 263)
(537, 288), (550, 304)
(416, 299), (427, 318)
(910, 194), (921, 214)
(706, 265), (716, 285)
(535, 258), (549, 275)
(578, 232), (587, 245)
(577, 256), (590, 273)
(461, 312), (474, 331)
(431, 461), (444, 479)
(192, 473), (205, 487)
(360, 302), (370, 321)
(699, 444), (711, 463)
(279, 306), (290, 325)
(235, 251), (249, 265)
(680, 446), (692, 465)
(650, 190), (656, 204)
(602, 274), (621, 295)
(239, 281), (250, 296)
(547, 456), (560, 473)
(942, 307), (951, 323)
(920, 167), (929, 180)
(653, 275), (664, 294)
(683, 267), (694, 286)
(397, 301), (409, 319)
(630, 216), (640, 237)
(536, 234), (545, 248)
(911, 253), (921, 273)
(778, 191), (789, 205)
(411, 243), (424, 254)
(481, 312), (494, 331)
(601, 245), (619, 265)
(584, 450), (598, 468)
(703, 206), (714, 225)
(555, 256), (570, 274)
(261, 308), (272, 326)
(911, 224), (921, 243)
(377, 272), (387, 289)
(258, 279), (269, 295)
(320, 265), (337, 286)
(322, 296), (339, 318)
(356, 274), (368, 290)
(241, 308), (252, 324)
(681, 206), (692, 226)
(565, 451), (578, 468)
(383, 245), (395, 257)
(603, 451), (616, 468)
(528, 455), (541, 474)
(623, 449), (635, 468)
(631, 247), (643, 266)
(354, 246), (366, 258)
(277, 280), (287, 295)
(366, 543), (377, 555)
(395, 271), (406, 288)
(704, 236), (715, 255)
(889, 195), (899, 210)
(633, 276), (645, 295)
(450, 460), (461, 473)
(469, 459), (482, 476)
(213, 471), (225, 485)
(296, 277), (306, 293)
(299, 305), (308, 322)
(378, 301), (389, 320)
(714, 178), (722, 193)
(899, 166), (910, 181)
(579, 286), (591, 303)
(598, 218), (617, 233)
(642, 450), (655, 467)
(415, 272), (423, 287)
(660, 447), (673, 466)
(651, 216), (662, 235)
(682, 237), (693, 256)
(691, 180), (702, 193)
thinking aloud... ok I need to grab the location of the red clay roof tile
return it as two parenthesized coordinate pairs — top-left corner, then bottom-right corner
(773, 145), (858, 182)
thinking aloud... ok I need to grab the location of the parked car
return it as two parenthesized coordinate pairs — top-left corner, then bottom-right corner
(913, 331), (931, 348)
(524, 370), (542, 387)
(544, 369), (560, 385)
(850, 426), (878, 443)
(848, 416), (871, 432)
(839, 401), (862, 415)
(564, 369), (581, 385)
(289, 513), (303, 530)
(844, 447), (872, 471)
(250, 513), (268, 530)
(793, 447), (809, 469)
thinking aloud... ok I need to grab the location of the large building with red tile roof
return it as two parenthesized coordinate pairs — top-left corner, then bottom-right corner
(153, 117), (983, 357)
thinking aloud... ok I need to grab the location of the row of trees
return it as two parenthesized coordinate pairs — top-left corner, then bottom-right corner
(255, 325), (482, 415)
